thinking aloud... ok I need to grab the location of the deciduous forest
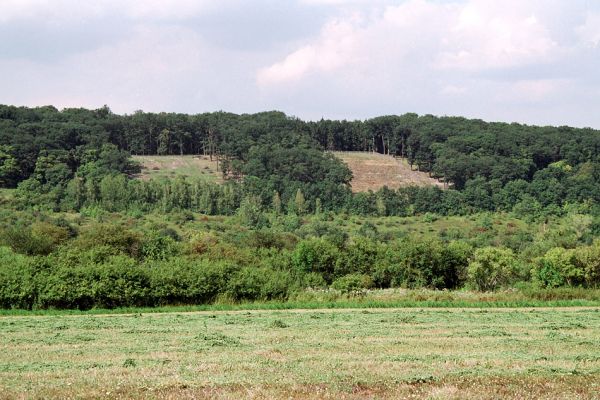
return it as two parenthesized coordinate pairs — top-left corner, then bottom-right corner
(1, 104), (600, 310)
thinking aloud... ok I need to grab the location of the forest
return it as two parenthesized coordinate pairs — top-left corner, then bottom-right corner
(1, 104), (600, 310)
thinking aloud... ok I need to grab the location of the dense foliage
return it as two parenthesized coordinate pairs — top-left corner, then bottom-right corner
(1, 104), (600, 310)
(0, 208), (599, 310)
(3, 105), (600, 215)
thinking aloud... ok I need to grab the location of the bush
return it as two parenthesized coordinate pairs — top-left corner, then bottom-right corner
(292, 238), (341, 283)
(0, 247), (37, 309)
(441, 241), (473, 289)
(237, 196), (268, 229)
(148, 259), (237, 305)
(572, 242), (600, 287)
(331, 273), (373, 293)
(467, 247), (521, 291)
(74, 223), (142, 258)
(295, 221), (347, 247)
(299, 272), (328, 289)
(242, 230), (298, 250)
(36, 255), (150, 310)
(336, 237), (381, 276)
(189, 232), (219, 255)
(386, 239), (464, 289)
(141, 231), (180, 261)
(1, 222), (70, 256)
(533, 247), (580, 288)
(227, 267), (292, 301)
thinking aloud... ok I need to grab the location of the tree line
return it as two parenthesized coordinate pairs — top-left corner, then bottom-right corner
(3, 104), (600, 215)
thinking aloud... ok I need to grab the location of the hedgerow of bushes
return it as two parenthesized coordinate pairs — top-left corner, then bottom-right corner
(1, 216), (599, 310)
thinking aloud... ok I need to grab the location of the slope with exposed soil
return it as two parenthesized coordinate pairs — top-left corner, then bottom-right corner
(333, 151), (445, 193)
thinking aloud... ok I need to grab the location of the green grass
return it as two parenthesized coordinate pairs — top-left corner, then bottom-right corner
(1, 307), (599, 399)
(133, 155), (222, 182)
(2, 288), (600, 316)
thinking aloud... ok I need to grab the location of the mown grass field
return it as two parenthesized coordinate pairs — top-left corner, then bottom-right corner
(1, 307), (599, 399)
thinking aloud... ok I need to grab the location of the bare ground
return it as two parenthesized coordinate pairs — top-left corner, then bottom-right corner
(332, 151), (444, 192)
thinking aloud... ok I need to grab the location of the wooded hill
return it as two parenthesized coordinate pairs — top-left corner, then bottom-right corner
(1, 104), (600, 215)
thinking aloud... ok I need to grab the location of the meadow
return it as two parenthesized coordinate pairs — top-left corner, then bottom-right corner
(1, 307), (599, 399)
(3, 108), (600, 398)
(132, 155), (222, 183)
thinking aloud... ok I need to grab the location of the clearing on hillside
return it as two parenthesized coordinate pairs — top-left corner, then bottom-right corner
(132, 153), (444, 192)
(133, 155), (222, 183)
(333, 151), (445, 193)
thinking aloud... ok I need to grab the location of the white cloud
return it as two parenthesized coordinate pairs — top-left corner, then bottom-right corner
(257, 16), (361, 85)
(440, 85), (468, 96)
(1, 0), (600, 127)
(576, 12), (600, 48)
(258, 0), (561, 87)
(0, 0), (216, 23)
(251, 0), (600, 127)
(497, 79), (569, 103)
(438, 0), (558, 70)
(299, 0), (386, 5)
(0, 25), (209, 112)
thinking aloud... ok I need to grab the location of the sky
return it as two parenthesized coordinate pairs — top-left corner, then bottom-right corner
(1, 0), (600, 127)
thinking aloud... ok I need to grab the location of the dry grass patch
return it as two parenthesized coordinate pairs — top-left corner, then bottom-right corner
(333, 151), (444, 192)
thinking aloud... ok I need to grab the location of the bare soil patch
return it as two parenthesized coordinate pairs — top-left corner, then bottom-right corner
(333, 151), (444, 192)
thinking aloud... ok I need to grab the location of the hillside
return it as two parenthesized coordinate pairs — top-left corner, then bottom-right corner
(133, 155), (222, 183)
(132, 152), (444, 193)
(333, 152), (444, 192)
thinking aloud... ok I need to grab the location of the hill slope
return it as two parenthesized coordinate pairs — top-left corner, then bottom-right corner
(132, 153), (444, 193)
(133, 155), (222, 182)
(333, 152), (444, 193)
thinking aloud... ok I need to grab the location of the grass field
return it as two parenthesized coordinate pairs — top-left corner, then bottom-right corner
(1, 307), (599, 399)
(133, 155), (222, 182)
(332, 152), (444, 192)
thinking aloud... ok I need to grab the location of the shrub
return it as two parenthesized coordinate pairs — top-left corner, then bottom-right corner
(189, 232), (219, 255)
(295, 220), (347, 247)
(148, 259), (237, 305)
(572, 242), (600, 287)
(1, 222), (69, 256)
(243, 230), (298, 250)
(533, 247), (580, 288)
(467, 247), (521, 291)
(141, 232), (180, 261)
(74, 223), (142, 258)
(331, 273), (373, 293)
(299, 272), (328, 289)
(422, 213), (438, 223)
(441, 241), (473, 289)
(0, 247), (37, 309)
(35, 255), (149, 310)
(227, 267), (292, 301)
(336, 237), (381, 276)
(387, 239), (466, 289)
(357, 221), (378, 239)
(237, 196), (268, 229)
(292, 238), (341, 283)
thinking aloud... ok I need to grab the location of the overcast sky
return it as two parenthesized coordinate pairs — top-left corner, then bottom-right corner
(1, 0), (600, 127)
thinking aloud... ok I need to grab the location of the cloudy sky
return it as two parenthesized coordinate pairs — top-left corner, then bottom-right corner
(1, 0), (600, 127)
